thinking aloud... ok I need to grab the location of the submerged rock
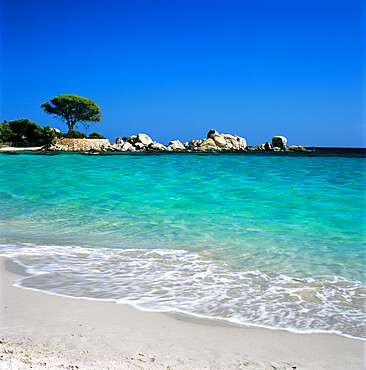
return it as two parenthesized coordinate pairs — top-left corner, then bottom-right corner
(247, 144), (266, 151)
(287, 145), (308, 152)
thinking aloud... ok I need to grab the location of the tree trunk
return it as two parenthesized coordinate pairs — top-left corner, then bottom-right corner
(66, 122), (75, 130)
(66, 117), (75, 131)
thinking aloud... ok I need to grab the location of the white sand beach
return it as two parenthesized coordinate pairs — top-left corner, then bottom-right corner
(0, 146), (43, 151)
(0, 257), (364, 369)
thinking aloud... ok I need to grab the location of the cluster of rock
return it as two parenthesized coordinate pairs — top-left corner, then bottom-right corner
(43, 130), (307, 152)
(247, 136), (308, 152)
(111, 134), (173, 152)
(184, 130), (247, 151)
(102, 130), (248, 152)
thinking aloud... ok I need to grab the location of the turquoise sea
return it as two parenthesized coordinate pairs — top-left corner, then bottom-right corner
(0, 150), (365, 339)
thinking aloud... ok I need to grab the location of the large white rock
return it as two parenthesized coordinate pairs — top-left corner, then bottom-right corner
(149, 142), (167, 151)
(197, 138), (217, 151)
(127, 135), (138, 144)
(115, 137), (124, 145)
(207, 129), (219, 139)
(212, 135), (227, 147)
(168, 140), (185, 150)
(137, 133), (153, 145)
(200, 138), (216, 147)
(221, 134), (246, 150)
(222, 135), (236, 149)
(134, 142), (146, 150)
(121, 142), (133, 151)
(272, 136), (287, 149)
(223, 135), (236, 148)
(237, 136), (247, 149)
(222, 134), (236, 140)
(185, 139), (202, 150)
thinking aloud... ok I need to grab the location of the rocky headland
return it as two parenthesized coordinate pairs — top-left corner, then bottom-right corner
(42, 130), (308, 152)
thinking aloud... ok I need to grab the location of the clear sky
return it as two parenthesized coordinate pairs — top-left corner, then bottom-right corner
(1, 0), (364, 146)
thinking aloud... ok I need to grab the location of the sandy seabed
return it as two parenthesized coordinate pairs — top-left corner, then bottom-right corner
(0, 257), (364, 369)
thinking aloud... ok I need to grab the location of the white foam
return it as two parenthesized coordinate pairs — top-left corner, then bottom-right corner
(1, 240), (365, 339)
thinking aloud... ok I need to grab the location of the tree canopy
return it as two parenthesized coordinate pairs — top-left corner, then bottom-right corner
(0, 121), (16, 142)
(41, 94), (102, 131)
(8, 119), (43, 142)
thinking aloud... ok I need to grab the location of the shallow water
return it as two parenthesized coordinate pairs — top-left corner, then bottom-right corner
(0, 150), (365, 338)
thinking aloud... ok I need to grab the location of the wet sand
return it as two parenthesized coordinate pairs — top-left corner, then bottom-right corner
(0, 257), (364, 369)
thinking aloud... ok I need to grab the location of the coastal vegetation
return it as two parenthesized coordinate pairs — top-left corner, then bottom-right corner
(0, 119), (105, 145)
(0, 95), (104, 145)
(89, 132), (106, 139)
(0, 119), (58, 144)
(0, 120), (15, 142)
(63, 130), (87, 139)
(8, 119), (43, 142)
(41, 94), (102, 131)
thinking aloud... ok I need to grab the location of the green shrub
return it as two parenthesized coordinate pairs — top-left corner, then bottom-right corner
(65, 130), (87, 138)
(55, 131), (67, 138)
(8, 119), (42, 142)
(89, 132), (106, 139)
(122, 136), (129, 141)
(0, 122), (16, 142)
(37, 126), (58, 144)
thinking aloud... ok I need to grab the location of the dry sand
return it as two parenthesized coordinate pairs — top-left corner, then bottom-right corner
(0, 146), (43, 151)
(0, 258), (364, 369)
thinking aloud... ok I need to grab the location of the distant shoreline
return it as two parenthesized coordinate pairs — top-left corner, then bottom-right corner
(1, 130), (365, 153)
(1, 145), (365, 154)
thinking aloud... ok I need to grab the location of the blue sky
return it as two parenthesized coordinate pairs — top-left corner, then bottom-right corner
(1, 0), (364, 146)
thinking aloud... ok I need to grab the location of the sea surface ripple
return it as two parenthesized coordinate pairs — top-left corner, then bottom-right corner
(0, 151), (365, 338)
